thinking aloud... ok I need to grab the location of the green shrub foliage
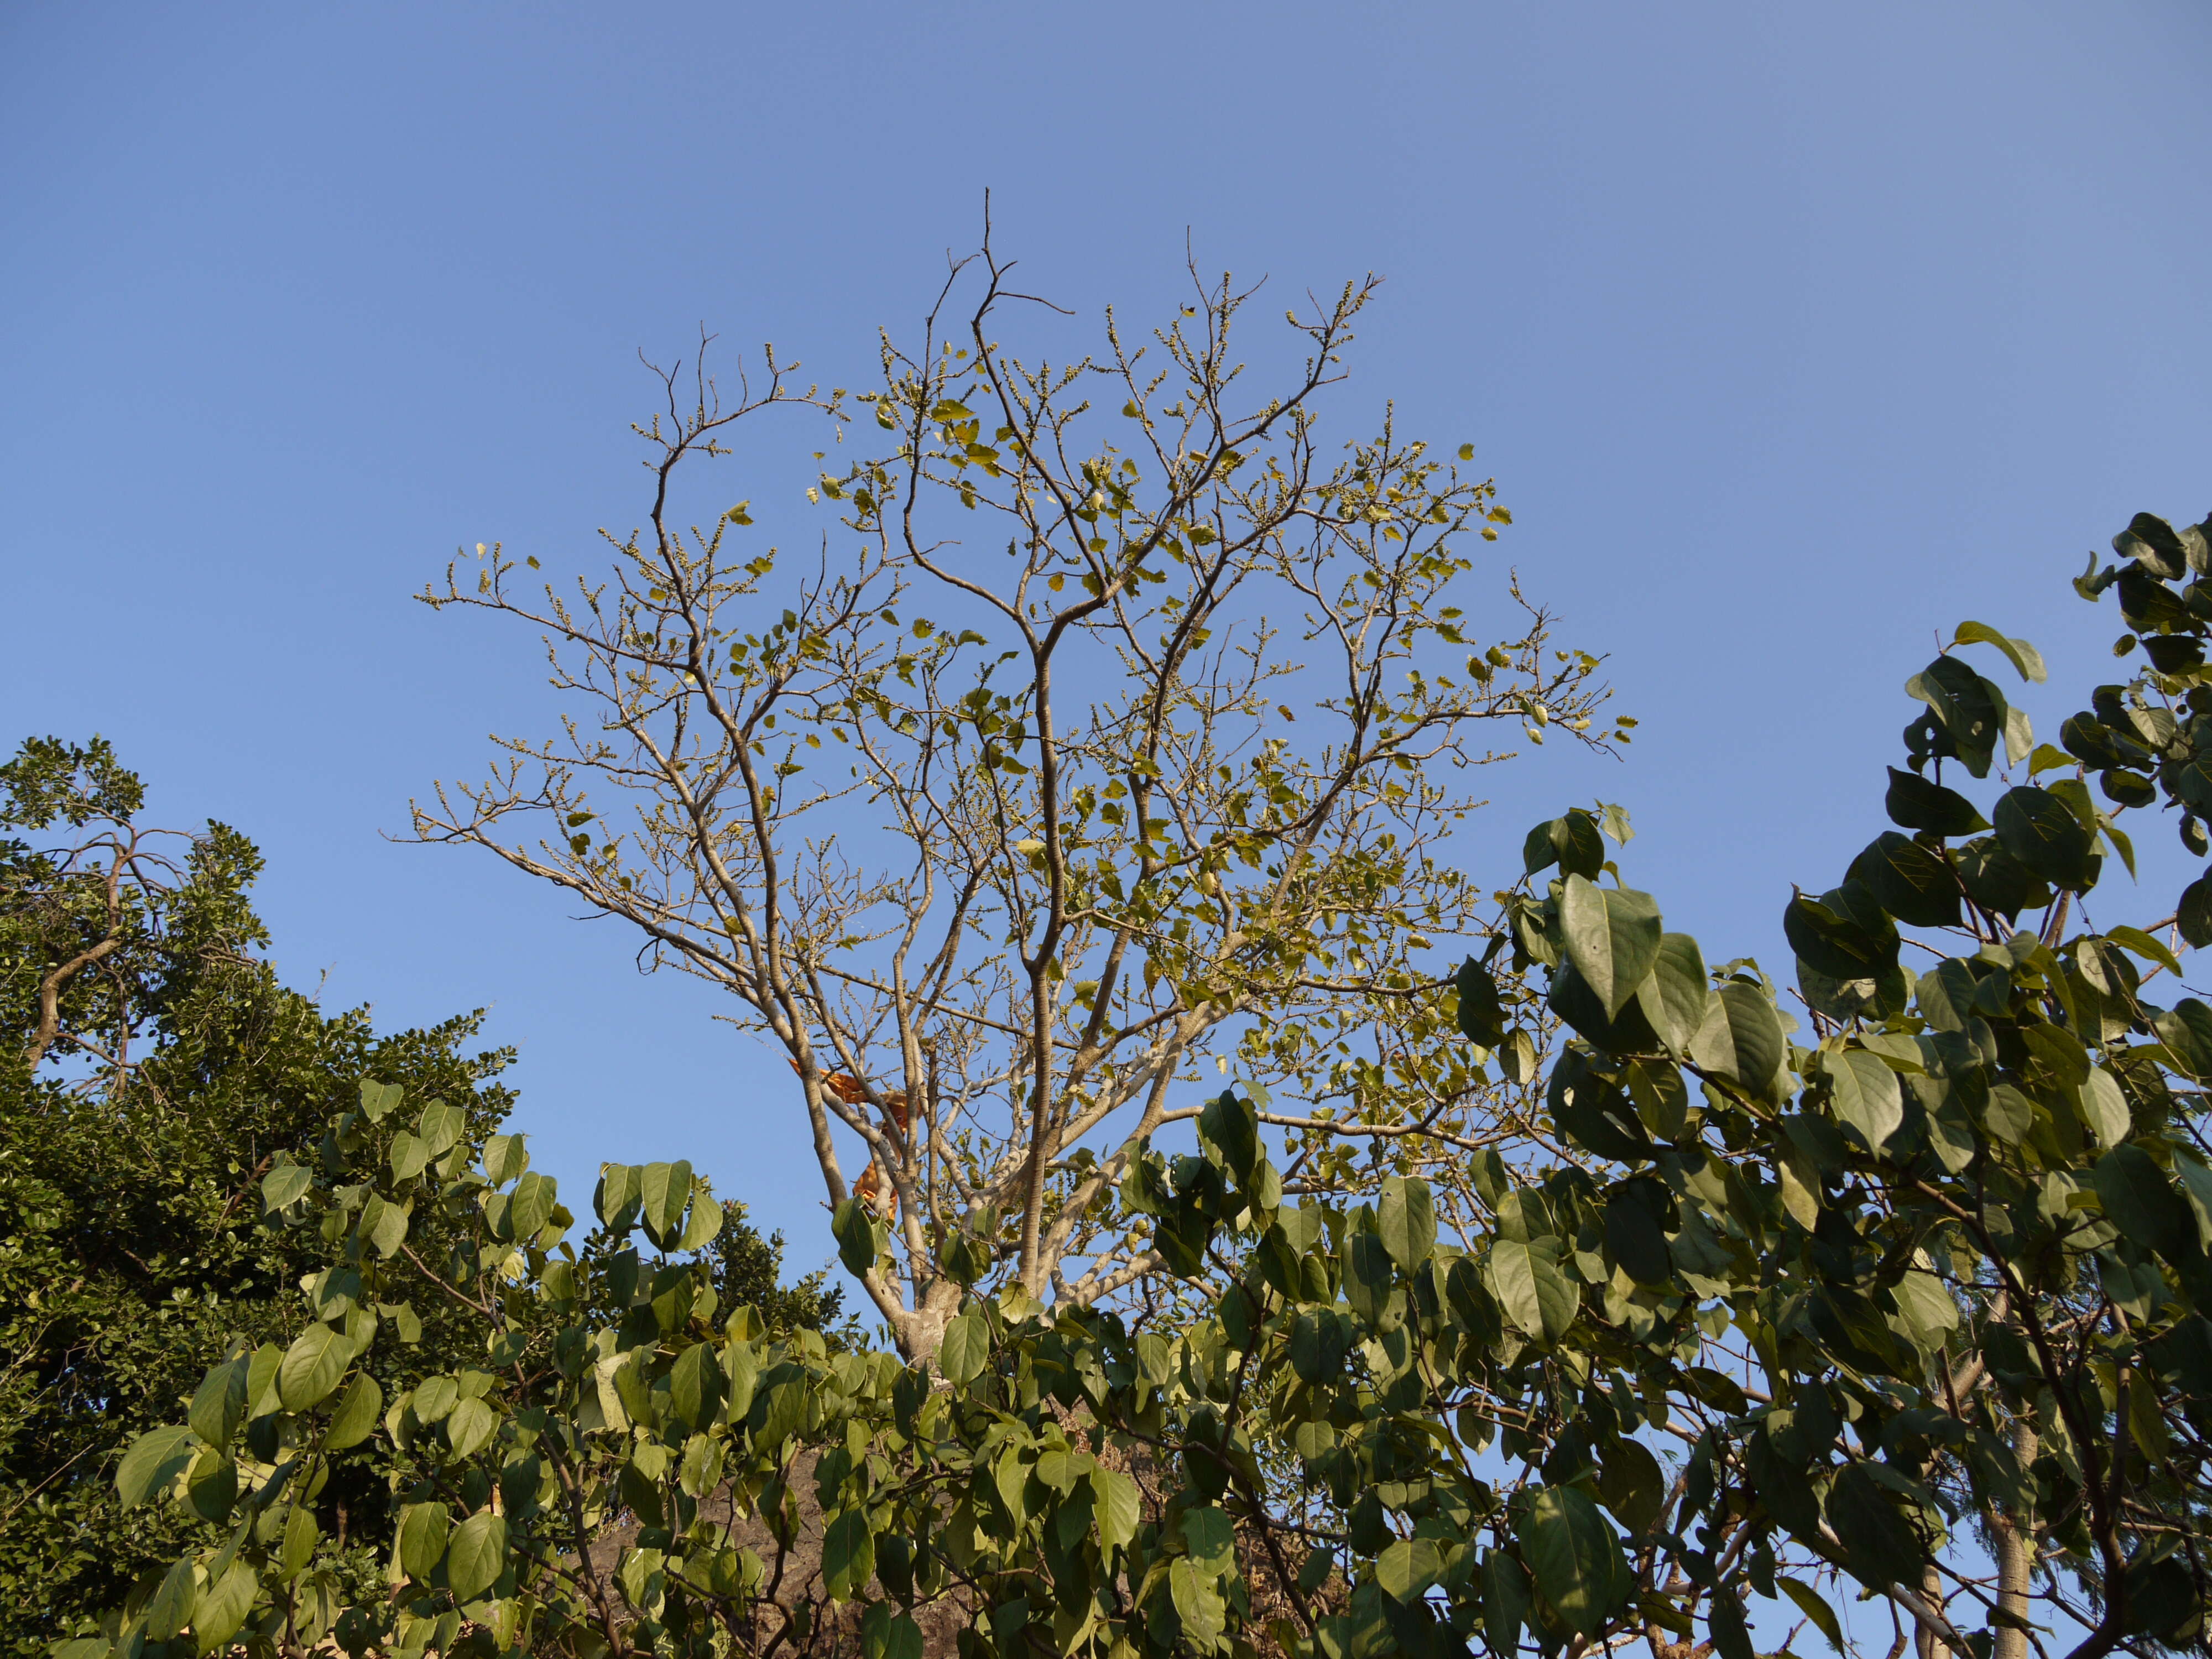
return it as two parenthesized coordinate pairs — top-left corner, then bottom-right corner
(79, 510), (2212, 1659)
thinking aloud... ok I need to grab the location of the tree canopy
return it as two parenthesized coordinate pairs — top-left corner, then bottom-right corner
(70, 500), (2212, 1659)
(0, 739), (837, 1658)
(408, 237), (1622, 1358)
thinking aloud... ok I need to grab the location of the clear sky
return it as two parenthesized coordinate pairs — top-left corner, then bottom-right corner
(7, 0), (2211, 1339)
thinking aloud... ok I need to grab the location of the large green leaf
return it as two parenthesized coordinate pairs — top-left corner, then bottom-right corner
(114, 1425), (196, 1507)
(1994, 786), (2096, 890)
(1906, 655), (2005, 776)
(1378, 1176), (1436, 1271)
(823, 1506), (875, 1601)
(1826, 1049), (1903, 1155)
(446, 1509), (508, 1603)
(938, 1305), (989, 1386)
(1885, 767), (1988, 836)
(1092, 1467), (1140, 1552)
(639, 1160), (694, 1249)
(1850, 832), (1961, 928)
(397, 1501), (450, 1578)
(1824, 1464), (1923, 1590)
(670, 1340), (725, 1431)
(193, 1561), (260, 1652)
(1954, 620), (2046, 684)
(1784, 884), (1897, 981)
(1561, 875), (1662, 1019)
(831, 1198), (884, 1279)
(276, 1323), (351, 1412)
(189, 1357), (248, 1450)
(1491, 1239), (1577, 1343)
(1376, 1537), (1443, 1603)
(2093, 1144), (2194, 1259)
(1455, 955), (1507, 1047)
(1524, 810), (1605, 879)
(1690, 982), (1786, 1103)
(1604, 1180), (1672, 1287)
(325, 1371), (383, 1450)
(1517, 1485), (1625, 1639)
(1168, 1556), (1228, 1650)
(1639, 933), (1712, 1055)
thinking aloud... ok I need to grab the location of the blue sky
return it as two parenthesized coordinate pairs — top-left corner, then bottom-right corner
(7, 0), (2212, 1333)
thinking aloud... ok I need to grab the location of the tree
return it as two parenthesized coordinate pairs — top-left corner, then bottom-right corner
(407, 234), (1621, 1358)
(88, 506), (2212, 1659)
(0, 738), (526, 1655)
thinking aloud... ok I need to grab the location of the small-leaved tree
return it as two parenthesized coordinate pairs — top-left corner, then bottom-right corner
(409, 236), (1620, 1357)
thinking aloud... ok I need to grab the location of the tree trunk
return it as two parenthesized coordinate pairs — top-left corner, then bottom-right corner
(1991, 1422), (2038, 1659)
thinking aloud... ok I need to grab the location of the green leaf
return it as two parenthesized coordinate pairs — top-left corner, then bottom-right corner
(189, 1357), (248, 1449)
(1376, 1537), (1443, 1603)
(397, 1501), (450, 1578)
(1954, 620), (2047, 683)
(417, 1099), (463, 1156)
(1640, 933), (1712, 1055)
(1604, 1180), (1672, 1287)
(2093, 1144), (2194, 1259)
(277, 1323), (351, 1412)
(2179, 872), (2212, 949)
(2105, 924), (2183, 977)
(1168, 1556), (1228, 1651)
(939, 1305), (989, 1386)
(677, 1182), (723, 1250)
(862, 1607), (925, 1659)
(184, 1447), (236, 1522)
(1517, 1485), (1626, 1639)
(1691, 982), (1787, 1103)
(1182, 1505), (1235, 1575)
(669, 1341), (725, 1431)
(1289, 1309), (1349, 1383)
(446, 1396), (498, 1460)
(1092, 1468), (1140, 1552)
(261, 1160), (311, 1212)
(1827, 1049), (1904, 1155)
(1378, 1176), (1437, 1271)
(831, 1198), (884, 1279)
(596, 1162), (641, 1230)
(193, 1561), (259, 1653)
(1597, 1437), (1666, 1535)
(1198, 1089), (1258, 1180)
(1994, 786), (2096, 889)
(358, 1078), (403, 1121)
(1492, 1239), (1577, 1343)
(1885, 768), (1988, 837)
(1824, 1463), (1924, 1590)
(114, 1426), (196, 1507)
(325, 1371), (383, 1450)
(1906, 656), (2005, 777)
(2076, 1066), (2131, 1146)
(1706, 1590), (1756, 1659)
(388, 1132), (429, 1182)
(1784, 884), (1897, 981)
(1850, 833), (1961, 928)
(358, 1192), (409, 1258)
(1561, 875), (1663, 1019)
(1954, 836), (2054, 921)
(445, 1509), (507, 1603)
(639, 1160), (694, 1249)
(1524, 810), (1605, 879)
(1340, 1228), (1394, 1324)
(1455, 955), (1507, 1047)
(142, 1555), (199, 1642)
(508, 1170), (557, 1240)
(823, 1506), (876, 1601)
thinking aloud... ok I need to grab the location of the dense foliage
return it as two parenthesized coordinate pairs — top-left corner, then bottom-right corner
(0, 742), (833, 1657)
(69, 510), (2212, 1659)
